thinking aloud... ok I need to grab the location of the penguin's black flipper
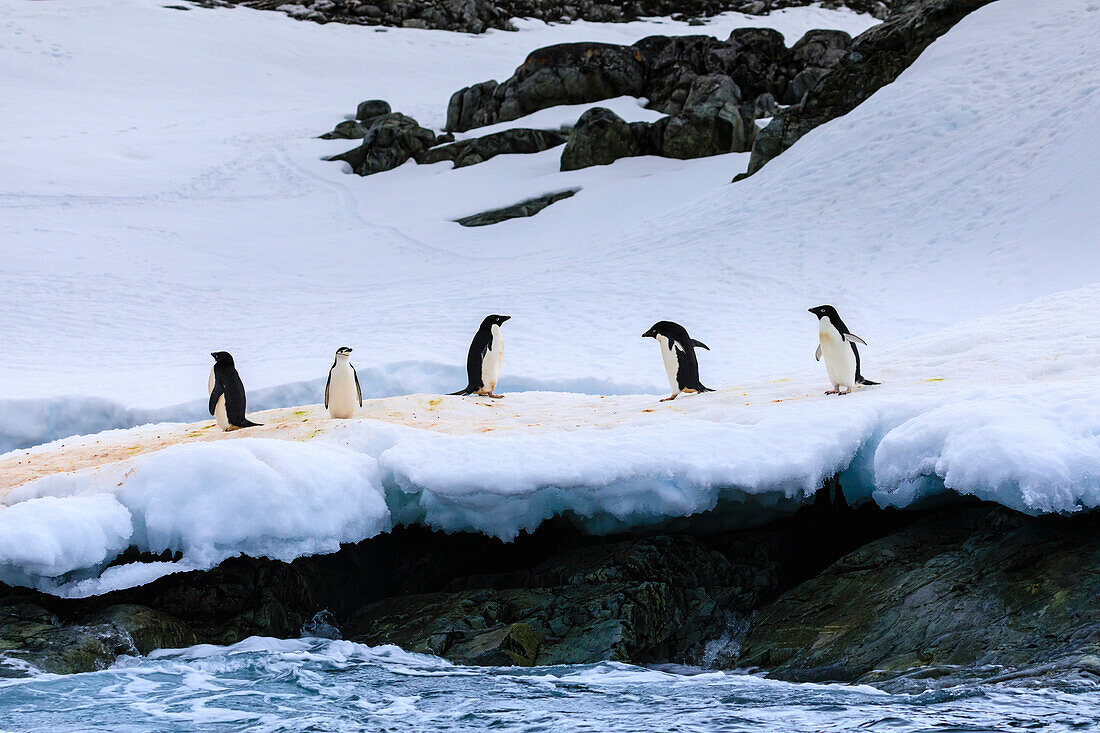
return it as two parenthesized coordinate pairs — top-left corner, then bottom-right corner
(354, 367), (363, 407)
(208, 381), (224, 416)
(691, 339), (710, 351)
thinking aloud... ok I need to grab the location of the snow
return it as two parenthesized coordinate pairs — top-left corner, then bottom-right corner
(3, 0), (1100, 595)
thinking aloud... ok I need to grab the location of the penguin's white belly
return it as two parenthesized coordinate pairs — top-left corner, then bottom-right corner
(480, 325), (503, 393)
(209, 368), (229, 430)
(819, 328), (857, 389)
(327, 365), (358, 419)
(656, 335), (680, 391)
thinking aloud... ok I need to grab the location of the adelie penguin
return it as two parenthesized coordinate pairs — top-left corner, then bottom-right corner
(808, 305), (879, 395)
(325, 346), (362, 419)
(208, 351), (262, 430)
(642, 321), (714, 402)
(451, 314), (510, 398)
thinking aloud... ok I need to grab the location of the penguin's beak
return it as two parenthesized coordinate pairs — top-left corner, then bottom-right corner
(502, 316), (511, 322)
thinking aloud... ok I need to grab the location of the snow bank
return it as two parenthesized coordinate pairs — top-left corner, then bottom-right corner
(0, 362), (654, 454)
(5, 284), (1100, 596)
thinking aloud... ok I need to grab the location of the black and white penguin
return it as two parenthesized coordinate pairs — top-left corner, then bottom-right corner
(208, 351), (262, 430)
(450, 314), (510, 398)
(325, 347), (362, 419)
(808, 305), (879, 395)
(642, 321), (714, 402)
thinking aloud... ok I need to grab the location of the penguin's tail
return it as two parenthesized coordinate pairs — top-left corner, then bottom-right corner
(857, 378), (880, 386)
(239, 419), (263, 428)
(449, 387), (476, 396)
(695, 384), (716, 394)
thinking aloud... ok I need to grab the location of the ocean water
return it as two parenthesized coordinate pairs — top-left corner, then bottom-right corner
(1, 638), (1098, 732)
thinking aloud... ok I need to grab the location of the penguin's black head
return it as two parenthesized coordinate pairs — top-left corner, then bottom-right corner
(642, 321), (676, 339)
(483, 314), (510, 327)
(809, 305), (840, 322)
(335, 346), (353, 356)
(211, 351), (234, 366)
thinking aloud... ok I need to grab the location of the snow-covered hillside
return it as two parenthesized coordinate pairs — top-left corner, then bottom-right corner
(3, 0), (1100, 596)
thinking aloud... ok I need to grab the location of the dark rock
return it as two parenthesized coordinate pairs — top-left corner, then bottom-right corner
(455, 189), (579, 227)
(744, 0), (995, 176)
(423, 128), (567, 168)
(749, 91), (778, 119)
(660, 73), (753, 158)
(319, 119), (369, 139)
(447, 43), (646, 132)
(446, 26), (851, 135)
(0, 603), (136, 675)
(781, 66), (829, 105)
(355, 99), (391, 121)
(736, 506), (1100, 685)
(329, 113), (436, 175)
(446, 80), (500, 133)
(560, 107), (640, 171)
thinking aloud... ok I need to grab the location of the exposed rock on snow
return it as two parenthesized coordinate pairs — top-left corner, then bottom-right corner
(745, 0), (994, 175)
(216, 0), (891, 34)
(355, 98), (392, 120)
(446, 28), (853, 132)
(423, 128), (568, 168)
(329, 111), (437, 174)
(560, 107), (640, 170)
(454, 188), (578, 226)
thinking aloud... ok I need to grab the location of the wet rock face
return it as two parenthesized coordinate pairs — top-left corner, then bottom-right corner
(346, 535), (775, 665)
(737, 507), (1100, 686)
(744, 0), (996, 175)
(215, 0), (894, 34)
(4, 497), (1098, 684)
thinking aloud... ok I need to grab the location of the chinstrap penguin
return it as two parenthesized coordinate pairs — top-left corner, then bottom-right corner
(325, 347), (362, 419)
(642, 321), (714, 402)
(208, 351), (262, 430)
(808, 305), (879, 395)
(451, 314), (510, 398)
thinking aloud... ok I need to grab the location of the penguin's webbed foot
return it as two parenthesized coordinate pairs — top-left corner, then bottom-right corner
(488, 393), (504, 399)
(660, 394), (679, 402)
(824, 388), (840, 395)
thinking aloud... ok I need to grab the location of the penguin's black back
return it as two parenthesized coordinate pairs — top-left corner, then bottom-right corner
(452, 322), (494, 396)
(212, 362), (259, 427)
(660, 321), (712, 393)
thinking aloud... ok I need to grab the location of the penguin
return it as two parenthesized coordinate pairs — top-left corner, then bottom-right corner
(642, 321), (714, 402)
(208, 351), (261, 430)
(808, 305), (879, 395)
(325, 346), (362, 419)
(450, 314), (510, 398)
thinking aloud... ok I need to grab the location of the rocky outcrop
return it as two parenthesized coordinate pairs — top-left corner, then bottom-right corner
(737, 506), (1100, 687)
(422, 128), (567, 168)
(558, 80), (753, 171)
(328, 112), (436, 174)
(455, 189), (578, 226)
(560, 108), (641, 171)
(743, 0), (995, 176)
(447, 28), (854, 133)
(4, 494), (1098, 685)
(216, 0), (893, 34)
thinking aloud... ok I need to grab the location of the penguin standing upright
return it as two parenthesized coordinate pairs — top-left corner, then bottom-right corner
(325, 346), (362, 419)
(208, 351), (262, 430)
(642, 321), (714, 402)
(808, 305), (879, 395)
(450, 314), (510, 398)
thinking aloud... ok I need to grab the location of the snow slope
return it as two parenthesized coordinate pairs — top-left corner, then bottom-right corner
(0, 0), (875, 409)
